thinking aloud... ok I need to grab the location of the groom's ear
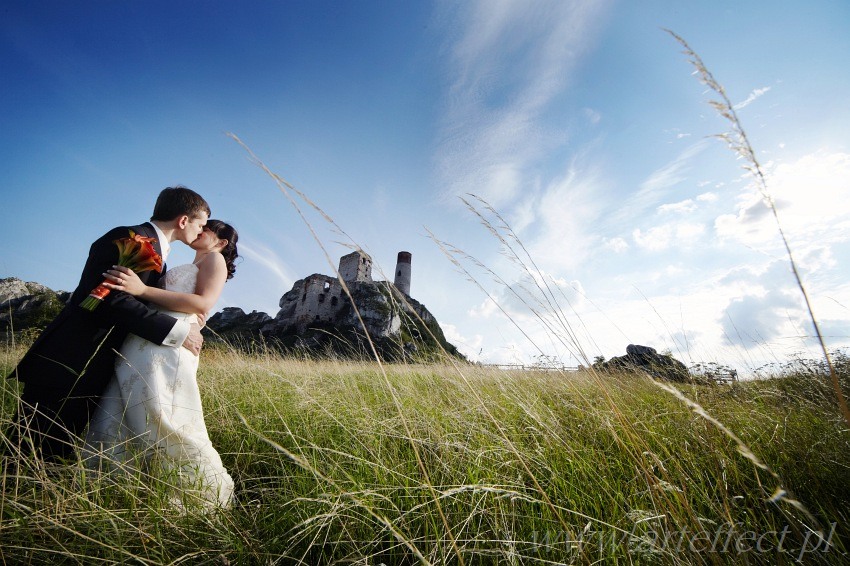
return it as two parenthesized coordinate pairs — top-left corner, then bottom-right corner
(176, 215), (190, 229)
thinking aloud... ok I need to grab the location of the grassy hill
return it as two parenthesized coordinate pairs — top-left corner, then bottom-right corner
(2, 344), (848, 564)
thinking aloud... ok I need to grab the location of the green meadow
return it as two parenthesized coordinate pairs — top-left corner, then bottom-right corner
(2, 344), (848, 564)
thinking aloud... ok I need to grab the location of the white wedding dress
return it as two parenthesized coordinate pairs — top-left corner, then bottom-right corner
(85, 263), (234, 508)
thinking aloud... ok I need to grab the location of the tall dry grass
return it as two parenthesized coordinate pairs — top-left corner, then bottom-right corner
(2, 346), (849, 563)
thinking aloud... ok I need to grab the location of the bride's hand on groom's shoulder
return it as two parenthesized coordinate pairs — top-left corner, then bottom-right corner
(102, 266), (146, 297)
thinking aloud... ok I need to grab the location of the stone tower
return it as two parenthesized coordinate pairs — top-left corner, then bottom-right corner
(394, 251), (411, 296)
(338, 250), (373, 283)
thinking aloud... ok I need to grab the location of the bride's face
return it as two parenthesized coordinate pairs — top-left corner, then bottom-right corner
(190, 227), (224, 252)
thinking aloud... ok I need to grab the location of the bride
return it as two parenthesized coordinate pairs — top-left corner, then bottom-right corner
(85, 219), (239, 509)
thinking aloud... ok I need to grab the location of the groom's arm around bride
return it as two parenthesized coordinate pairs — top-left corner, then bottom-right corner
(6, 186), (210, 461)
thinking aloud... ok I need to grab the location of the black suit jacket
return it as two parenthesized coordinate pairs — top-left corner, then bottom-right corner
(9, 222), (179, 452)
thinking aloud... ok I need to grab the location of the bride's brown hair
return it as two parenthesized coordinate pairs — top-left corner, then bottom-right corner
(206, 220), (239, 280)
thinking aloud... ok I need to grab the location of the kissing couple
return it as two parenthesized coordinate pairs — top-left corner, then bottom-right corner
(7, 186), (238, 508)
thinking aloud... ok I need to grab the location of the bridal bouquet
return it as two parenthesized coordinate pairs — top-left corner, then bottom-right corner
(80, 230), (163, 311)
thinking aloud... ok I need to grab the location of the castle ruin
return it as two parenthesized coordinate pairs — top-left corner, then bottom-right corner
(275, 250), (412, 334)
(205, 248), (463, 360)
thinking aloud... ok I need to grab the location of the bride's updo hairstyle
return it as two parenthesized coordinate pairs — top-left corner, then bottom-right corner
(206, 219), (239, 280)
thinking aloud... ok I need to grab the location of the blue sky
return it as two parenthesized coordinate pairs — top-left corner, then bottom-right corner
(2, 1), (849, 373)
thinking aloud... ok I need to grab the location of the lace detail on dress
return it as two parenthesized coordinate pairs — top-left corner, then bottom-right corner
(159, 264), (201, 323)
(164, 263), (200, 294)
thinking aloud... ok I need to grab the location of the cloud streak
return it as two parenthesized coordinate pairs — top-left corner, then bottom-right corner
(238, 238), (297, 291)
(435, 0), (611, 208)
(618, 139), (710, 221)
(733, 86), (771, 110)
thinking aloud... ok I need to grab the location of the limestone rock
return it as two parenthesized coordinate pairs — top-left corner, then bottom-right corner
(0, 277), (54, 305)
(263, 276), (461, 361)
(0, 278), (31, 305)
(1, 277), (69, 332)
(204, 307), (272, 343)
(595, 344), (690, 383)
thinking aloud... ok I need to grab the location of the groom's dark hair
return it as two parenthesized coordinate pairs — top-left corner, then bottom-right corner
(150, 186), (211, 221)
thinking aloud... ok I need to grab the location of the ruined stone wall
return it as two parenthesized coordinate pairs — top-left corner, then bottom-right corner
(338, 251), (373, 283)
(277, 274), (346, 332)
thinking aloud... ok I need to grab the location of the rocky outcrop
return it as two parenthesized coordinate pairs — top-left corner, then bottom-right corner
(205, 278), (463, 362)
(594, 344), (690, 383)
(254, 250), (465, 360)
(1, 277), (56, 305)
(203, 307), (272, 344)
(0, 277), (69, 333)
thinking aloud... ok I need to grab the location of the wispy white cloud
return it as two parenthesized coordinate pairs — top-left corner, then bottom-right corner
(633, 222), (705, 251)
(603, 236), (629, 253)
(632, 225), (673, 251)
(734, 86), (771, 110)
(641, 142), (703, 191)
(440, 321), (484, 361)
(710, 254), (850, 353)
(616, 139), (710, 221)
(658, 199), (697, 214)
(714, 150), (850, 246)
(720, 290), (801, 348)
(468, 296), (501, 319)
(526, 162), (605, 270)
(583, 107), (601, 124)
(435, 0), (611, 207)
(238, 238), (296, 290)
(468, 269), (586, 322)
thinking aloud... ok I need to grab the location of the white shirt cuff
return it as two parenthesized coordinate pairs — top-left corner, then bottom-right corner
(162, 320), (191, 347)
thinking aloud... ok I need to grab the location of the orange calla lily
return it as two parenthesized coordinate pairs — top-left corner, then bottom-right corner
(80, 229), (164, 311)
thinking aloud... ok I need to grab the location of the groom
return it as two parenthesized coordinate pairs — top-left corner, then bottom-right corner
(7, 186), (210, 461)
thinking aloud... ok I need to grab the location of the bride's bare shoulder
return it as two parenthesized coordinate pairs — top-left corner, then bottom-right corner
(196, 252), (224, 264)
(196, 252), (226, 271)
